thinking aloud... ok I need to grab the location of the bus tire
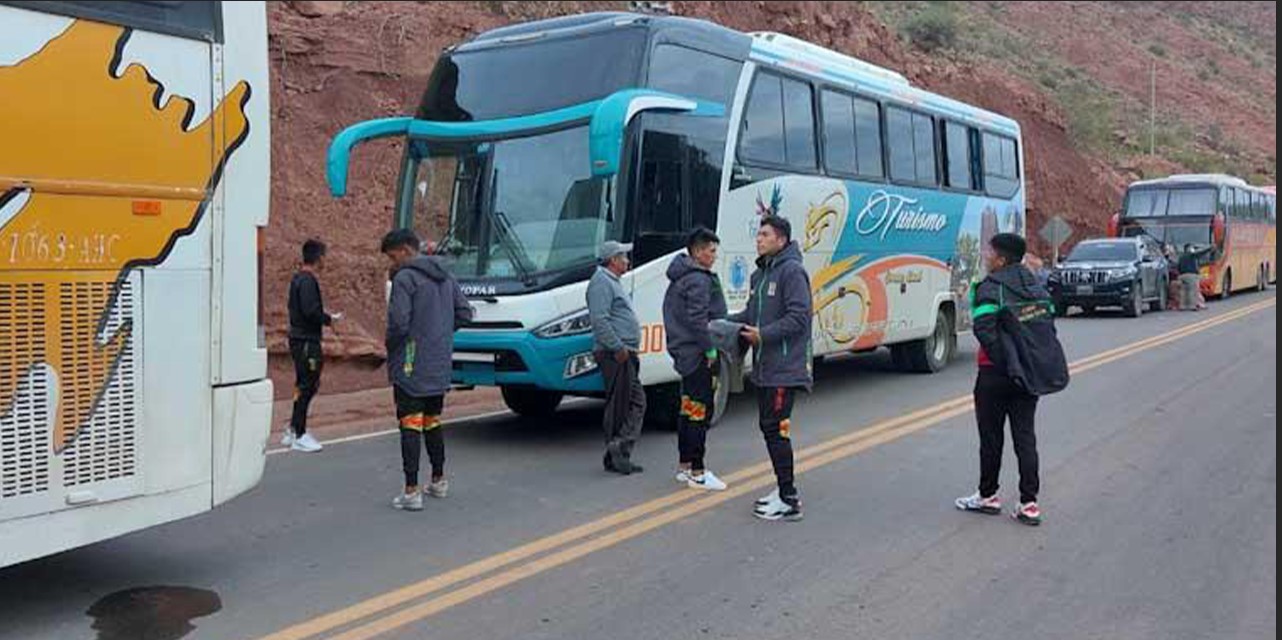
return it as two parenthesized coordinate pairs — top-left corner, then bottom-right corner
(1219, 270), (1232, 300)
(644, 382), (681, 431)
(500, 386), (563, 419)
(1257, 265), (1267, 292)
(898, 307), (955, 373)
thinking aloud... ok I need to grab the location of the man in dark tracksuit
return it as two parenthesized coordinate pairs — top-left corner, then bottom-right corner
(284, 239), (341, 453)
(663, 227), (729, 491)
(956, 233), (1060, 526)
(382, 229), (473, 512)
(730, 216), (812, 522)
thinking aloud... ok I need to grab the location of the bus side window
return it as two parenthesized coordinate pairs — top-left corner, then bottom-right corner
(982, 132), (1020, 199)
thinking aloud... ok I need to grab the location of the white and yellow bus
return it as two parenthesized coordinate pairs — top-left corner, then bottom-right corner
(0, 0), (272, 568)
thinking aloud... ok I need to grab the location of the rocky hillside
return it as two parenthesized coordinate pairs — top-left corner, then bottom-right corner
(264, 1), (1277, 395)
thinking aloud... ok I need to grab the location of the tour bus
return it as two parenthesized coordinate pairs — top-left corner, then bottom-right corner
(1112, 174), (1276, 298)
(328, 12), (1025, 424)
(0, 1), (272, 567)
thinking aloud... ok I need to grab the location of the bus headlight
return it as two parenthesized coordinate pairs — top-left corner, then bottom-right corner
(535, 308), (593, 339)
(564, 352), (599, 379)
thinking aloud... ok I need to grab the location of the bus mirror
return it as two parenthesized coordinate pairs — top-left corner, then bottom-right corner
(588, 89), (724, 178)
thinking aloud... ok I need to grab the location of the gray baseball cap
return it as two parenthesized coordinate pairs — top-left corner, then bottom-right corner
(599, 240), (634, 260)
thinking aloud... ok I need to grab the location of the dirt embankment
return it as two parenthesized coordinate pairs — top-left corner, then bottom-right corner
(265, 1), (1270, 396)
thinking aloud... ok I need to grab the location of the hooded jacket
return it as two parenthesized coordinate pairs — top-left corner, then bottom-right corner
(972, 264), (1070, 396)
(386, 255), (473, 397)
(729, 241), (813, 390)
(662, 253), (729, 377)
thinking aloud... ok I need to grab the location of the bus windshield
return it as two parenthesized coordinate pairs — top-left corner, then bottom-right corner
(401, 126), (621, 281)
(1125, 187), (1216, 217)
(1121, 220), (1212, 249)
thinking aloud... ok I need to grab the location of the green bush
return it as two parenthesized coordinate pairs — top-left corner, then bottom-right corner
(903, 5), (958, 52)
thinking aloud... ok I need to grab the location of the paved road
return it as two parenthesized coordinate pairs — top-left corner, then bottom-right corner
(2, 292), (1275, 640)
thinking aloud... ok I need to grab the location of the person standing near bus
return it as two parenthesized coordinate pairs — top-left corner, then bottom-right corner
(588, 241), (646, 476)
(732, 216), (812, 522)
(283, 239), (341, 453)
(1178, 244), (1210, 311)
(956, 233), (1068, 526)
(663, 227), (729, 491)
(382, 229), (474, 511)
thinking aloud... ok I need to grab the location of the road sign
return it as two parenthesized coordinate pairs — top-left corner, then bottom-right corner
(1040, 216), (1073, 263)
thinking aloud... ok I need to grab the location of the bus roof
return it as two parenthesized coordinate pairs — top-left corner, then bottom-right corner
(1128, 174), (1269, 192)
(456, 12), (1019, 137)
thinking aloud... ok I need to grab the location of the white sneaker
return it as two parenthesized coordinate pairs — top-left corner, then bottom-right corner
(392, 491), (423, 511)
(755, 488), (779, 508)
(675, 468), (692, 483)
(687, 470), (728, 492)
(280, 425), (295, 447)
(954, 492), (1002, 515)
(425, 479), (449, 499)
(290, 433), (323, 453)
(753, 493), (803, 522)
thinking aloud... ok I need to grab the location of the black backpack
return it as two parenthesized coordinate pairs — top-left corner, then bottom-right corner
(995, 285), (1071, 396)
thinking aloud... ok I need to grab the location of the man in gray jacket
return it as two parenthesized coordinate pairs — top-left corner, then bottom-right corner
(731, 215), (812, 521)
(382, 228), (473, 511)
(588, 240), (645, 475)
(663, 227), (729, 491)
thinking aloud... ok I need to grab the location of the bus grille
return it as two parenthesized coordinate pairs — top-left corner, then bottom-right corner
(61, 281), (137, 487)
(0, 282), (51, 499)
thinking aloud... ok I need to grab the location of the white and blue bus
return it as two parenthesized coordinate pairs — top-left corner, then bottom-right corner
(328, 12), (1025, 423)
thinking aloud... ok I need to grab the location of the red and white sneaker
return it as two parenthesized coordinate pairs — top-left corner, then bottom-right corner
(954, 492), (1002, 515)
(1012, 502), (1043, 526)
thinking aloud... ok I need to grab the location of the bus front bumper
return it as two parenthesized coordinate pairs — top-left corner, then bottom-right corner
(451, 331), (605, 394)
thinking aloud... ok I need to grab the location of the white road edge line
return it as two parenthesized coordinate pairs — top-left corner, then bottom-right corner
(267, 399), (594, 456)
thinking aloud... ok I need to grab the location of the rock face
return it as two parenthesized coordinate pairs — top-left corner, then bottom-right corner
(263, 1), (1276, 396)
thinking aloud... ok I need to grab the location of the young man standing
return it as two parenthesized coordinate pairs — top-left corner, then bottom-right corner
(731, 216), (812, 521)
(382, 229), (473, 511)
(284, 239), (341, 453)
(956, 233), (1068, 526)
(663, 227), (729, 491)
(588, 240), (646, 475)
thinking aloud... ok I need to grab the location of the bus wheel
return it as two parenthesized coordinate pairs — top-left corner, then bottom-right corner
(500, 386), (563, 419)
(1258, 265), (1267, 292)
(644, 383), (681, 431)
(898, 308), (955, 373)
(1220, 271), (1232, 300)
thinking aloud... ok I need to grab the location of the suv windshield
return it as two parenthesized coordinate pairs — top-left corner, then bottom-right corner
(1066, 242), (1139, 263)
(399, 126), (622, 280)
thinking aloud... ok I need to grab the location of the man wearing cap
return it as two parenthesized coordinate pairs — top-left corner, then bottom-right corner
(587, 240), (646, 475)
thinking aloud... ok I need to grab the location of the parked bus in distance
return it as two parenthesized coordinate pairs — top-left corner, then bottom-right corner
(0, 0), (272, 568)
(328, 12), (1025, 425)
(1112, 174), (1276, 298)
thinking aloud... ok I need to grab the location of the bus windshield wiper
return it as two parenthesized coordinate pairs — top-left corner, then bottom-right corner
(483, 169), (537, 287)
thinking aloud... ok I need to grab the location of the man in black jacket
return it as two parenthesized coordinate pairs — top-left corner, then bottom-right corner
(956, 233), (1066, 526)
(730, 216), (813, 522)
(284, 239), (342, 453)
(663, 227), (729, 491)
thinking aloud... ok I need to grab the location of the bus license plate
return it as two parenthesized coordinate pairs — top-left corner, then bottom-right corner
(1076, 285), (1094, 295)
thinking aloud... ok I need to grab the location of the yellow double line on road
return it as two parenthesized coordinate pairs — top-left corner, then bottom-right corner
(259, 297), (1275, 640)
